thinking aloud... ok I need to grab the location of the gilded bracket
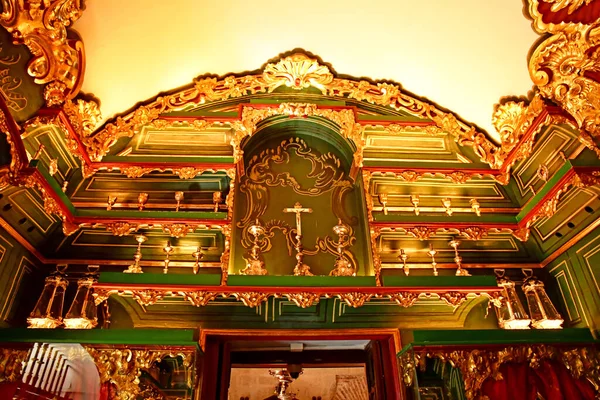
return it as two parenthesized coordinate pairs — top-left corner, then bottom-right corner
(0, 0), (86, 106)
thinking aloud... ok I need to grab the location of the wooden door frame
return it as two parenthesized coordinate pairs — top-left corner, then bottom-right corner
(199, 328), (403, 400)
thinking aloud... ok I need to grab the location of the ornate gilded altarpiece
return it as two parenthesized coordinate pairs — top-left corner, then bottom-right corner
(0, 0), (600, 396)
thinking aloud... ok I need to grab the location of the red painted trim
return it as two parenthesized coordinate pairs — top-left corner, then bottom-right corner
(92, 161), (234, 171)
(363, 165), (502, 176)
(37, 108), (93, 165)
(75, 216), (229, 225)
(371, 221), (519, 230)
(93, 282), (501, 293)
(519, 168), (578, 227)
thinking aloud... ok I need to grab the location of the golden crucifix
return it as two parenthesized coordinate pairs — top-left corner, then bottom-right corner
(283, 202), (313, 276)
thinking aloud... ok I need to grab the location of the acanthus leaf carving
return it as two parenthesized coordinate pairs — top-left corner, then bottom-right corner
(0, 0), (86, 106)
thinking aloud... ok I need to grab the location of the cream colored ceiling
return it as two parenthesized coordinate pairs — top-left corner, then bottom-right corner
(73, 0), (539, 142)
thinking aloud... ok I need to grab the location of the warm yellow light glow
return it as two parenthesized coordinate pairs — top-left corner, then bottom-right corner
(73, 0), (538, 141)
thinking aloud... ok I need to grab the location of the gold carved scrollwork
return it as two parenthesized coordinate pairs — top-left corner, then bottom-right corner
(0, 0), (86, 105)
(178, 291), (217, 307)
(106, 222), (138, 236)
(437, 292), (470, 308)
(130, 290), (165, 307)
(232, 292), (270, 308)
(175, 167), (201, 179)
(388, 292), (419, 308)
(93, 288), (115, 305)
(121, 166), (153, 179)
(406, 226), (434, 241)
(419, 345), (600, 399)
(336, 292), (374, 308)
(162, 223), (197, 238)
(459, 227), (488, 241)
(262, 53), (334, 92)
(284, 292), (320, 308)
(370, 227), (382, 286)
(86, 347), (194, 400)
(87, 53), (496, 166)
(0, 348), (28, 383)
(527, 7), (600, 145)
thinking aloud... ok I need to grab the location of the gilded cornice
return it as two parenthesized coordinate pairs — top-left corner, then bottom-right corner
(527, 1), (600, 153)
(0, 0), (86, 106)
(93, 286), (498, 310)
(75, 53), (504, 167)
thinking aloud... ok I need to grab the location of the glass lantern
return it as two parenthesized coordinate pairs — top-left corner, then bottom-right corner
(64, 276), (98, 329)
(496, 275), (531, 329)
(522, 277), (564, 329)
(27, 274), (68, 329)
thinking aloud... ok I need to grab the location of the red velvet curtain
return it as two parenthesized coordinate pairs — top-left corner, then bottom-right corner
(481, 361), (596, 400)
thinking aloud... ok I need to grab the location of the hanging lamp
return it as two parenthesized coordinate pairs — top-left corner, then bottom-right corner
(494, 269), (531, 329)
(522, 270), (564, 329)
(64, 266), (99, 329)
(27, 265), (69, 329)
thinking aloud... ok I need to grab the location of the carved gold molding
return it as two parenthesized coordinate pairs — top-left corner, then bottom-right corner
(76, 53), (502, 167)
(0, 0), (86, 106)
(527, 2), (600, 153)
(162, 223), (197, 238)
(93, 288), (494, 312)
(403, 344), (600, 399)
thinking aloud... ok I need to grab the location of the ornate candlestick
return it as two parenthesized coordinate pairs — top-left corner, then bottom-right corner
(61, 180), (69, 193)
(269, 369), (298, 400)
(192, 247), (204, 275)
(449, 239), (470, 276)
(427, 244), (438, 276)
(240, 219), (268, 275)
(124, 235), (147, 273)
(213, 191), (222, 212)
(283, 202), (313, 276)
(378, 193), (388, 215)
(399, 248), (409, 276)
(175, 191), (184, 212)
(138, 193), (149, 211)
(48, 158), (58, 176)
(107, 195), (117, 211)
(442, 198), (452, 216)
(330, 219), (355, 276)
(470, 198), (481, 217)
(411, 195), (420, 216)
(163, 241), (174, 274)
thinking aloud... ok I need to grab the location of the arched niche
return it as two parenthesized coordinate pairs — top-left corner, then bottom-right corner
(231, 117), (371, 277)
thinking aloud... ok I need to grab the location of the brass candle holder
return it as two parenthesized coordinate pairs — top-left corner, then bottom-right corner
(442, 198), (453, 216)
(427, 244), (439, 276)
(192, 247), (204, 275)
(378, 193), (388, 215)
(411, 195), (420, 216)
(213, 191), (222, 212)
(163, 241), (174, 274)
(240, 219), (268, 275)
(330, 219), (355, 276)
(399, 248), (409, 276)
(124, 235), (147, 273)
(107, 195), (117, 211)
(48, 158), (58, 176)
(470, 198), (481, 217)
(175, 191), (184, 212)
(449, 239), (470, 276)
(138, 193), (149, 211)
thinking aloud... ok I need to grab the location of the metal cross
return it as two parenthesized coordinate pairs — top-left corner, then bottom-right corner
(283, 202), (312, 237)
